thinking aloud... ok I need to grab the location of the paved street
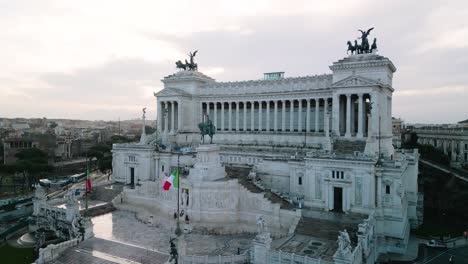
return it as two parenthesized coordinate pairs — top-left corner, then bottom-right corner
(408, 239), (468, 264)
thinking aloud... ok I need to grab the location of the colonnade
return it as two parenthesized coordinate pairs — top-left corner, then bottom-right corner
(417, 137), (468, 163)
(335, 93), (371, 138)
(201, 98), (331, 134)
(157, 101), (180, 134)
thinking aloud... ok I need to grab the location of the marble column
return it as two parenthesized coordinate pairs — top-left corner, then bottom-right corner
(306, 99), (311, 132)
(298, 100), (302, 132)
(324, 108), (330, 137)
(274, 100), (278, 131)
(170, 101), (175, 133)
(251, 101), (255, 131)
(164, 102), (169, 134)
(345, 95), (351, 137)
(258, 101), (262, 131)
(332, 94), (340, 135)
(177, 101), (182, 132)
(290, 100), (295, 131)
(243, 101), (247, 131)
(236, 102), (240, 131)
(228, 102), (232, 131)
(266, 101), (270, 131)
(221, 102), (225, 131)
(357, 94), (364, 138)
(214, 102), (218, 131)
(281, 100), (286, 131)
(315, 99), (320, 132)
(199, 102), (204, 123)
(157, 101), (162, 132)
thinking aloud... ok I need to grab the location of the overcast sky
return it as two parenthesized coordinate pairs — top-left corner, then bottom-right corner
(0, 0), (467, 124)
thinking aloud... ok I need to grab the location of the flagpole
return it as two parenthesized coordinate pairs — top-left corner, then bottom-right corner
(175, 152), (181, 236)
(85, 155), (89, 217)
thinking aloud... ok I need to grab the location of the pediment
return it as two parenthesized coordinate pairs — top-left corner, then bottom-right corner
(332, 75), (381, 88)
(154, 88), (191, 98)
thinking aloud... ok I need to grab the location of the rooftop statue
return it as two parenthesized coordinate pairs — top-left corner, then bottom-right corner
(346, 27), (376, 55)
(175, 50), (198, 71)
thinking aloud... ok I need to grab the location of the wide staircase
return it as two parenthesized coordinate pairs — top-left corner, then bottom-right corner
(89, 183), (124, 202)
(50, 237), (168, 264)
(333, 139), (366, 155)
(225, 166), (294, 209)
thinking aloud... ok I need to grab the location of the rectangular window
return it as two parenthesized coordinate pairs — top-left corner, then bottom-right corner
(298, 177), (302, 185)
(129, 155), (136, 162)
(332, 171), (335, 178)
(341, 171), (344, 179)
(385, 185), (390, 194)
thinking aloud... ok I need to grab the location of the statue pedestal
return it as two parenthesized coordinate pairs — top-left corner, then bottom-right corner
(189, 144), (225, 181)
(252, 232), (272, 264)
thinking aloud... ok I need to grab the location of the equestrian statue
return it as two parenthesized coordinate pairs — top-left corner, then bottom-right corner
(198, 115), (216, 144)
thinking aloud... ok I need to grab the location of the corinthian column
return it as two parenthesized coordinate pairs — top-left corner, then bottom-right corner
(157, 101), (162, 132)
(214, 102), (218, 131)
(345, 94), (351, 137)
(228, 102), (232, 131)
(236, 102), (240, 131)
(290, 100), (294, 132)
(250, 101), (255, 131)
(266, 101), (270, 131)
(315, 99), (320, 132)
(274, 100), (278, 131)
(177, 101), (182, 132)
(281, 100), (286, 131)
(306, 99), (311, 132)
(258, 101), (262, 131)
(357, 94), (364, 138)
(298, 100), (302, 132)
(221, 102), (225, 131)
(243, 101), (247, 131)
(170, 101), (175, 133)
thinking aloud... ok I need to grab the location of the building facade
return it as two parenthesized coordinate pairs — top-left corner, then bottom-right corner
(112, 52), (420, 261)
(415, 126), (468, 167)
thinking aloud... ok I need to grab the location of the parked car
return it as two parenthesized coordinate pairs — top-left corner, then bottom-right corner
(426, 239), (447, 248)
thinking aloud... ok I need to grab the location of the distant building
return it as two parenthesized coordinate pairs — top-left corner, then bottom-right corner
(392, 117), (403, 148)
(3, 134), (56, 164)
(414, 120), (468, 167)
(11, 123), (30, 131)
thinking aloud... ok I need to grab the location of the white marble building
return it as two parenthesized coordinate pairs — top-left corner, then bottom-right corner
(112, 51), (420, 262)
(414, 126), (468, 167)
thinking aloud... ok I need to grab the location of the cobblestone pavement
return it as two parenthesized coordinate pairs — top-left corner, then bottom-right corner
(92, 210), (254, 256)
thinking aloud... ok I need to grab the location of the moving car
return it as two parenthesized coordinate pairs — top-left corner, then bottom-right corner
(426, 239), (447, 248)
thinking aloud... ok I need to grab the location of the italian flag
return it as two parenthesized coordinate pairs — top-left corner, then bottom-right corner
(163, 168), (179, 191)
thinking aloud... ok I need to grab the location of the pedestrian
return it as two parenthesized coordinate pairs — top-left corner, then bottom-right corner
(449, 255), (454, 263)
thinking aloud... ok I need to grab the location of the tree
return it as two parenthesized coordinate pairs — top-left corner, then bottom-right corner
(145, 125), (156, 135)
(14, 148), (52, 190)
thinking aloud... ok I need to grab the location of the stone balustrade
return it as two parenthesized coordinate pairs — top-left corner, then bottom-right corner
(34, 238), (80, 264)
(180, 251), (250, 264)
